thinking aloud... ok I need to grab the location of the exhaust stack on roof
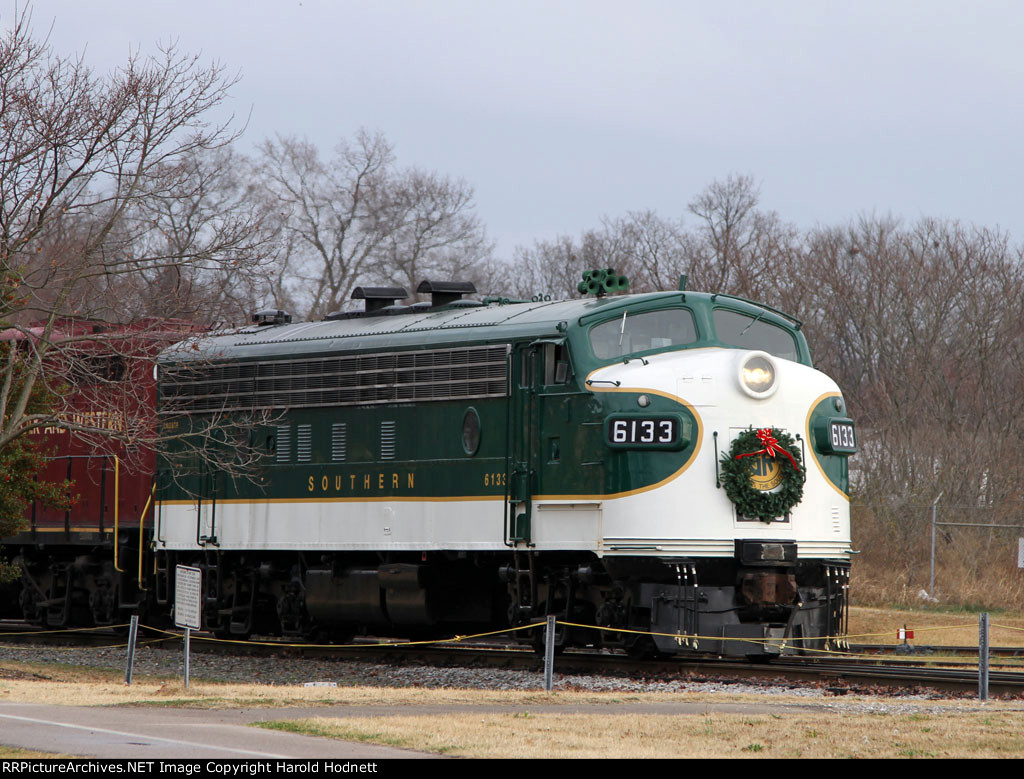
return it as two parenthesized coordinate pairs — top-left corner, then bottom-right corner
(416, 280), (477, 307)
(252, 309), (292, 326)
(352, 286), (409, 313)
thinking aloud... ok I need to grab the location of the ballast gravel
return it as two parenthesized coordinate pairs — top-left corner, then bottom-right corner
(3, 642), (815, 694)
(0, 641), (987, 718)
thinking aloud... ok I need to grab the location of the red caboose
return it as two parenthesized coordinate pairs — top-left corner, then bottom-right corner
(0, 319), (197, 627)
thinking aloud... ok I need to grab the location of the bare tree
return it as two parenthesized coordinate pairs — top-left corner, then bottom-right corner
(108, 146), (279, 325)
(256, 130), (491, 318)
(685, 174), (800, 302)
(0, 9), (267, 463)
(373, 169), (493, 297)
(798, 216), (1024, 510)
(504, 228), (631, 301)
(506, 176), (799, 303)
(599, 211), (678, 293)
(790, 216), (1024, 604)
(505, 235), (582, 300)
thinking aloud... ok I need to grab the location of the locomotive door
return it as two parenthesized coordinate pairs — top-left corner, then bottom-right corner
(507, 343), (538, 545)
(507, 340), (573, 546)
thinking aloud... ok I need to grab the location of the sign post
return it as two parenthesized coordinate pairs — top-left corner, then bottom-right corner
(174, 565), (202, 689)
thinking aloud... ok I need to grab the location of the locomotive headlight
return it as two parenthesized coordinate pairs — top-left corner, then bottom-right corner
(738, 352), (778, 399)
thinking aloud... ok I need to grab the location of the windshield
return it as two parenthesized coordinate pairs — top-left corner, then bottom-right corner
(589, 308), (697, 359)
(713, 309), (798, 361)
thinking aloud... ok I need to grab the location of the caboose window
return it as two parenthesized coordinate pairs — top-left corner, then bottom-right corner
(588, 308), (697, 360)
(713, 309), (798, 361)
(70, 354), (127, 384)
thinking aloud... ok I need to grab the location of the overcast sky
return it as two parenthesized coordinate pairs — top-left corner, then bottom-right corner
(12, 0), (1024, 258)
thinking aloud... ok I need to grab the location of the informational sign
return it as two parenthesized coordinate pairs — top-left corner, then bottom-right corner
(174, 565), (202, 630)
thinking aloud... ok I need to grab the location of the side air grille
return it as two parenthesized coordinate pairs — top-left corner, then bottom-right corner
(296, 424), (312, 462)
(380, 421), (396, 461)
(276, 425), (291, 463)
(331, 423), (347, 462)
(160, 345), (509, 414)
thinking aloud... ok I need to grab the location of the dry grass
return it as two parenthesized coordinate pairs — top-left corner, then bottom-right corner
(258, 709), (1024, 758)
(0, 747), (70, 758)
(847, 606), (1024, 647)
(851, 505), (1024, 610)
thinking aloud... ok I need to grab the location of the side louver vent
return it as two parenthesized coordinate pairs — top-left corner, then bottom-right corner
(296, 424), (312, 462)
(160, 345), (509, 414)
(380, 421), (396, 460)
(332, 423), (347, 462)
(276, 425), (291, 463)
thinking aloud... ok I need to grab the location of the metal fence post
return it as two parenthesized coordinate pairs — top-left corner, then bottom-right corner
(543, 615), (556, 691)
(124, 614), (139, 685)
(978, 612), (989, 701)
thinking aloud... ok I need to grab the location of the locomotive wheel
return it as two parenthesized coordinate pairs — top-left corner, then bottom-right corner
(532, 633), (566, 656)
(214, 628), (252, 642)
(305, 625), (356, 646)
(530, 601), (569, 655)
(626, 636), (667, 660)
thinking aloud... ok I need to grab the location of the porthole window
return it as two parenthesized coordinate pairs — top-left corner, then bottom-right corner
(462, 407), (481, 456)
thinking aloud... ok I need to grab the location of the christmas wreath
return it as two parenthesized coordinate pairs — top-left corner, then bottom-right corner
(720, 427), (804, 521)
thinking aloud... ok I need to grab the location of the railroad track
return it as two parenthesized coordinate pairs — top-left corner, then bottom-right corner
(852, 643), (1024, 658)
(3, 620), (1022, 697)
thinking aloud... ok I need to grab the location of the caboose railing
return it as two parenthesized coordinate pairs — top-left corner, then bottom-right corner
(137, 483), (155, 591)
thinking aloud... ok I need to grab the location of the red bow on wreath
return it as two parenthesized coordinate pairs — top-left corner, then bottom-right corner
(734, 428), (800, 472)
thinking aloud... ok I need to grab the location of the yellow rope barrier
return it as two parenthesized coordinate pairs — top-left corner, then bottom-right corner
(0, 624), (132, 637)
(991, 623), (1024, 633)
(133, 617), (1018, 657)
(134, 621), (547, 651)
(0, 641), (132, 652)
(555, 620), (864, 656)
(8, 616), (1023, 659)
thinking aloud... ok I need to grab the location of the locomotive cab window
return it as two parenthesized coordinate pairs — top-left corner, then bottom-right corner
(588, 308), (697, 360)
(713, 309), (798, 362)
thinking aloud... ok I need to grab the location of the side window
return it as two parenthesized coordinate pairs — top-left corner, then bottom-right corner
(712, 309), (798, 361)
(71, 353), (127, 384)
(589, 308), (697, 360)
(542, 343), (572, 385)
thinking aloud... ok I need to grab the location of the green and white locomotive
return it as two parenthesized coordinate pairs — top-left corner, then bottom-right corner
(154, 276), (855, 657)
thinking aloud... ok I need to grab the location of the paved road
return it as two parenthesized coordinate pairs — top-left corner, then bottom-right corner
(0, 703), (436, 759)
